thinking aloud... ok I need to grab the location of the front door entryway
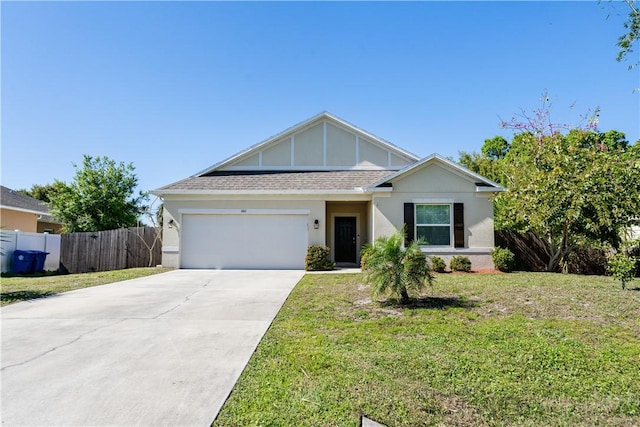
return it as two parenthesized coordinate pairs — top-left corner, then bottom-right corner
(335, 216), (357, 263)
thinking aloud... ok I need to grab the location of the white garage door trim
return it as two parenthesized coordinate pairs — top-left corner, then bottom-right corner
(179, 209), (310, 270)
(179, 209), (311, 216)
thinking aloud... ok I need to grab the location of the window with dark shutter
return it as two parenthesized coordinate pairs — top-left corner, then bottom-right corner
(453, 203), (464, 248)
(404, 203), (414, 246)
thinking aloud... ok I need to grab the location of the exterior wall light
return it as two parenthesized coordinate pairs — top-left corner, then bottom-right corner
(314, 219), (319, 229)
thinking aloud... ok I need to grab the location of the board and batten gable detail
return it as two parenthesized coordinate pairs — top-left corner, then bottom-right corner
(196, 112), (419, 175)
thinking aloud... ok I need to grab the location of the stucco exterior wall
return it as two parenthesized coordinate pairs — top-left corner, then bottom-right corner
(0, 208), (38, 232)
(37, 221), (64, 234)
(372, 163), (496, 269)
(161, 196), (327, 268)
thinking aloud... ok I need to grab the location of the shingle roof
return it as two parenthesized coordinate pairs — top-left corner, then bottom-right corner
(156, 170), (395, 192)
(0, 186), (51, 214)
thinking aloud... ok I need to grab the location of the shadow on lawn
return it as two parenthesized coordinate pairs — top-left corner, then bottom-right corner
(380, 296), (477, 310)
(1, 290), (54, 305)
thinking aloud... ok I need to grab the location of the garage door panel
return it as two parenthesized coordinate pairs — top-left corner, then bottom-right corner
(181, 214), (308, 269)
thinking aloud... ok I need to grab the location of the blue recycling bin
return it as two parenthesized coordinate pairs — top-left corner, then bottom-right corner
(31, 251), (49, 272)
(13, 250), (35, 274)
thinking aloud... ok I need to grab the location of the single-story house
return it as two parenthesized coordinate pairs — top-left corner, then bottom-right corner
(153, 112), (504, 270)
(0, 186), (62, 234)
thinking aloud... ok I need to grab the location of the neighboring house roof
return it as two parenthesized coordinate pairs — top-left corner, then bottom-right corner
(156, 170), (394, 194)
(195, 111), (420, 176)
(1, 186), (51, 215)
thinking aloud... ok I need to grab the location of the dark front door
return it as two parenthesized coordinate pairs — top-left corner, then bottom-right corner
(335, 216), (357, 263)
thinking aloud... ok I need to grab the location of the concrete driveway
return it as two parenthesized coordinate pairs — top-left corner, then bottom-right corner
(1, 269), (304, 426)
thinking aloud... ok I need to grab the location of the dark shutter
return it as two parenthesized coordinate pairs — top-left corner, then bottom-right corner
(454, 203), (464, 248)
(404, 203), (415, 246)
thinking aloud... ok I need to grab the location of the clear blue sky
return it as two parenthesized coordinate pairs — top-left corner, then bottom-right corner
(2, 1), (638, 196)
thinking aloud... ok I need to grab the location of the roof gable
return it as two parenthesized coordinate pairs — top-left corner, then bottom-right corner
(368, 154), (505, 192)
(196, 112), (419, 176)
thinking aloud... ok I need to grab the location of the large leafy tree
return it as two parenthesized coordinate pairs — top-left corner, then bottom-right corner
(459, 94), (640, 272)
(498, 130), (640, 272)
(48, 155), (148, 232)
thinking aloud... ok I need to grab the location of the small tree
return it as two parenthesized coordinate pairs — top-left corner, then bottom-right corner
(130, 196), (163, 267)
(607, 240), (639, 290)
(363, 227), (433, 304)
(48, 155), (148, 232)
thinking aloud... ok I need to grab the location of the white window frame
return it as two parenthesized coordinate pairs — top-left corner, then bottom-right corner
(415, 203), (453, 247)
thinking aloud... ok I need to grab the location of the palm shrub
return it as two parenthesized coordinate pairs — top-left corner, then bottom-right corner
(360, 245), (372, 270)
(363, 227), (434, 304)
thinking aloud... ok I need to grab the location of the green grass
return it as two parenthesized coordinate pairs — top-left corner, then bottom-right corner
(214, 272), (640, 427)
(0, 267), (172, 306)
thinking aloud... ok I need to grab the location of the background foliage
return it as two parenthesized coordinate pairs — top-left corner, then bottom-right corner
(47, 155), (148, 232)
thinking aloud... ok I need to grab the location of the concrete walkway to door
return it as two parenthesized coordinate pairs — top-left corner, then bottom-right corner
(1, 269), (304, 426)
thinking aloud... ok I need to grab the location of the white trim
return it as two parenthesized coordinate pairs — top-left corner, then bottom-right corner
(420, 247), (493, 254)
(162, 246), (179, 253)
(0, 205), (50, 216)
(156, 189), (372, 196)
(359, 186), (393, 193)
(218, 165), (403, 171)
(179, 208), (311, 215)
(323, 121), (327, 167)
(290, 135), (295, 167)
(412, 198), (454, 204)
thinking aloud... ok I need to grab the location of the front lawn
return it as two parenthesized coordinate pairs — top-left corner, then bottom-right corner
(214, 272), (640, 426)
(0, 267), (172, 306)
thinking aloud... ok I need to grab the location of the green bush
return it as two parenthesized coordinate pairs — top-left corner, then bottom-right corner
(430, 256), (446, 273)
(491, 247), (515, 272)
(305, 246), (335, 271)
(450, 255), (472, 272)
(607, 251), (636, 290)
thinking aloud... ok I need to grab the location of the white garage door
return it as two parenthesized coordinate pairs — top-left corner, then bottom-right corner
(180, 211), (309, 269)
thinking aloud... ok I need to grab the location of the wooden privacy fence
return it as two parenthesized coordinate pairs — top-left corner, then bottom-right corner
(60, 227), (162, 273)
